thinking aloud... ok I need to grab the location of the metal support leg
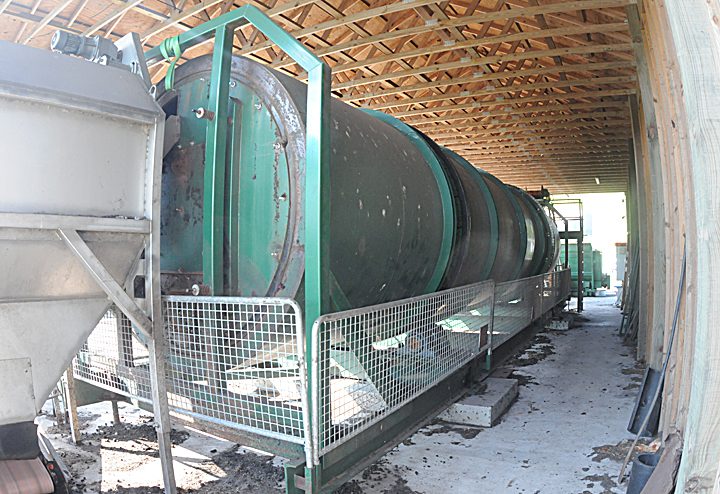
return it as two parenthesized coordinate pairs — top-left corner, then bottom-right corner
(148, 336), (177, 494)
(58, 228), (177, 492)
(63, 367), (81, 445)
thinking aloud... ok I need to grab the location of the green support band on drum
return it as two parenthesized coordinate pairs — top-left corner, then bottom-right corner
(515, 189), (548, 277)
(442, 148), (499, 280)
(504, 185), (529, 280)
(479, 170), (528, 280)
(362, 109), (455, 294)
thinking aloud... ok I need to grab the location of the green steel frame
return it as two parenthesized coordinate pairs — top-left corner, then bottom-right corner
(146, 7), (330, 491)
(145, 11), (565, 493)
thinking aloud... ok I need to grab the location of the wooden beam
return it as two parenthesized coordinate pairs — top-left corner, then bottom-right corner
(1, 7), (82, 35)
(627, 3), (666, 369)
(450, 139), (632, 150)
(467, 157), (630, 167)
(0, 0), (13, 15)
(486, 171), (629, 181)
(412, 110), (630, 129)
(67, 0), (89, 27)
(141, 0), (226, 40)
(403, 100), (630, 125)
(434, 128), (631, 143)
(385, 88), (636, 116)
(335, 43), (634, 90)
(275, 0), (637, 68)
(367, 75), (637, 109)
(660, 0), (720, 490)
(421, 117), (630, 135)
(460, 147), (632, 159)
(83, 0), (145, 36)
(331, 22), (631, 74)
(449, 142), (632, 154)
(483, 166), (631, 174)
(240, 0), (444, 57)
(343, 61), (635, 103)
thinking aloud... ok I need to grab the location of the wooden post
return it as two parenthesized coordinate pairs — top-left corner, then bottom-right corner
(628, 94), (651, 359)
(111, 400), (121, 425)
(652, 0), (720, 490)
(63, 367), (81, 445)
(627, 4), (668, 369)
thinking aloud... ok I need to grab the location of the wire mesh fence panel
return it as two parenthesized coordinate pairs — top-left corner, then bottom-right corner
(559, 269), (571, 301)
(492, 275), (541, 348)
(311, 281), (495, 460)
(542, 271), (559, 315)
(72, 270), (570, 459)
(544, 270), (571, 314)
(73, 309), (153, 403)
(163, 296), (308, 444)
(74, 297), (308, 445)
(492, 270), (571, 349)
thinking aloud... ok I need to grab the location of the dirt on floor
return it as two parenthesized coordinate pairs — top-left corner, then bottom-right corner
(335, 458), (421, 494)
(41, 407), (286, 494)
(67, 436), (284, 494)
(417, 420), (484, 440)
(334, 299), (645, 494)
(506, 333), (557, 367)
(589, 438), (656, 464)
(48, 299), (641, 493)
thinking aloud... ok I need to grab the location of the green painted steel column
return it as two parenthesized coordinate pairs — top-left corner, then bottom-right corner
(302, 58), (331, 494)
(148, 7), (331, 491)
(201, 25), (233, 294)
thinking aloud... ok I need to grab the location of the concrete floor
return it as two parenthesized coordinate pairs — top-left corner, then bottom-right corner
(344, 297), (644, 494)
(41, 297), (648, 493)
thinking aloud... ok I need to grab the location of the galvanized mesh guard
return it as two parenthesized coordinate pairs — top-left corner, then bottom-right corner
(311, 280), (495, 459)
(73, 309), (153, 403)
(163, 296), (307, 443)
(73, 271), (569, 460)
(492, 274), (543, 348)
(73, 296), (308, 444)
(492, 270), (571, 348)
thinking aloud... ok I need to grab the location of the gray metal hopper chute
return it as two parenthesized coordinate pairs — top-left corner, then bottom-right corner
(0, 38), (168, 489)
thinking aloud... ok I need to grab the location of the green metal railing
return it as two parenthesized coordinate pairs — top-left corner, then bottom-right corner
(146, 6), (330, 490)
(140, 9), (573, 492)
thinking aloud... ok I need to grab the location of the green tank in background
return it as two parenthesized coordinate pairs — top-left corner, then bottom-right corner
(560, 243), (608, 296)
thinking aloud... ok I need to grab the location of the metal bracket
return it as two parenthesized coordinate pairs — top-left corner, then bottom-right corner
(57, 228), (152, 339)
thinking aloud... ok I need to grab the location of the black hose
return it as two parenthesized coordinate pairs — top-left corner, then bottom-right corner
(618, 239), (687, 482)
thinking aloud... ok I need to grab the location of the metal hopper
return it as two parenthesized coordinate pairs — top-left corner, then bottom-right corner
(0, 40), (165, 453)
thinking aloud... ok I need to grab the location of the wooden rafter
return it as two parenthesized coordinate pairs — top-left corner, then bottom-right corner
(0, 0), (638, 193)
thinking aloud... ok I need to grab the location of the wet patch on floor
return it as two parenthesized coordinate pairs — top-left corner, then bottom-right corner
(589, 438), (654, 464)
(418, 420), (484, 439)
(621, 365), (645, 377)
(620, 362), (645, 391)
(336, 458), (420, 494)
(582, 473), (619, 494)
(508, 333), (556, 367)
(508, 370), (537, 386)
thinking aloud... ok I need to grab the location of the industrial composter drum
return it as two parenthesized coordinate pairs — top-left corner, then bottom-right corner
(159, 55), (560, 309)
